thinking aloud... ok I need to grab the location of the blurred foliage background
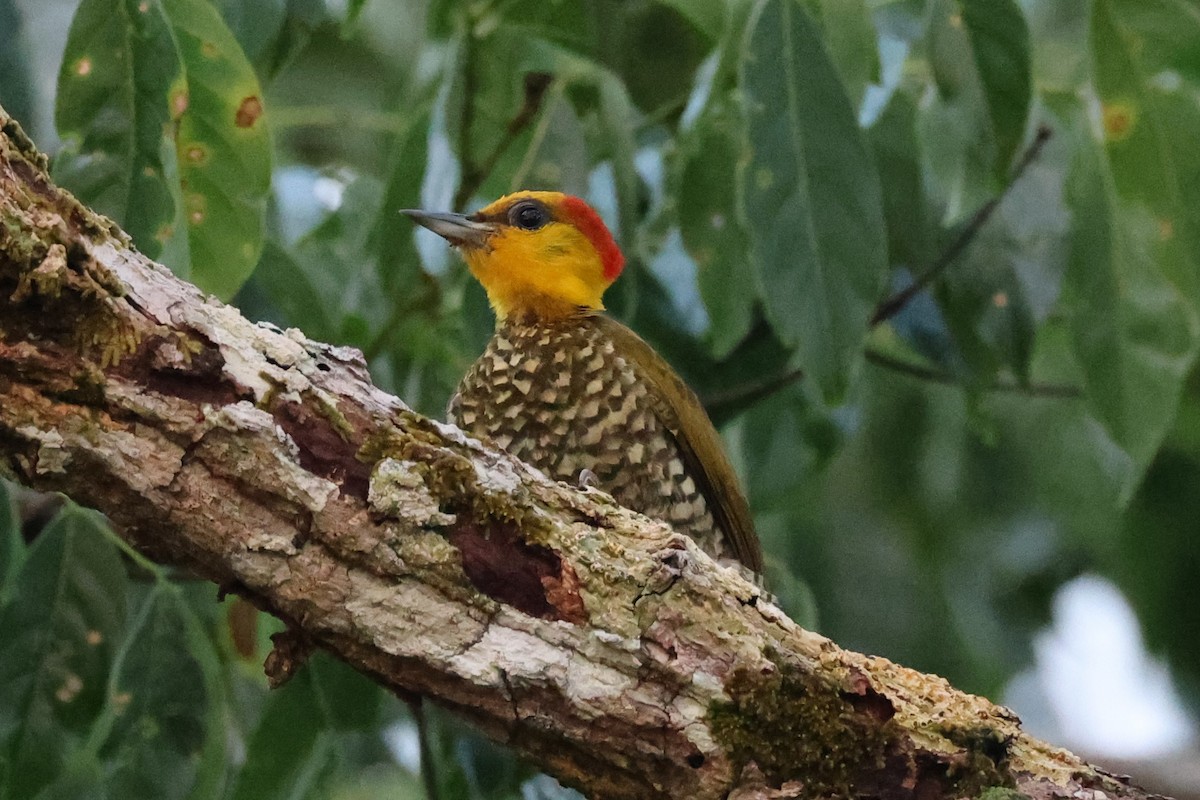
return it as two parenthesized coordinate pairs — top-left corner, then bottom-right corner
(2, 0), (1200, 797)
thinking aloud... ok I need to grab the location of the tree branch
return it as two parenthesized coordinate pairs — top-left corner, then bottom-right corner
(869, 125), (1054, 328)
(454, 71), (554, 212)
(0, 110), (1165, 800)
(864, 349), (1081, 399)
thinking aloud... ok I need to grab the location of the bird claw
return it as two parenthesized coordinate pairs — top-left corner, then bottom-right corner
(577, 468), (599, 490)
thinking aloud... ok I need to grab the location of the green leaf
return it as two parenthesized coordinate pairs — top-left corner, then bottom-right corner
(27, 755), (107, 800)
(1094, 0), (1200, 309)
(614, 3), (714, 114)
(444, 27), (525, 199)
(818, 0), (880, 112)
(596, 72), (641, 256)
(1116, 435), (1200, 705)
(1022, 0), (1090, 95)
(428, 712), (535, 800)
(741, 384), (837, 512)
(1106, 0), (1200, 85)
(375, 111), (432, 297)
(253, 239), (337, 342)
(0, 0), (35, 132)
(959, 0), (1032, 174)
(163, 0), (272, 299)
(938, 111), (1072, 383)
(307, 653), (382, 732)
(0, 507), (128, 800)
(653, 0), (726, 39)
(922, 0), (1031, 216)
(1064, 133), (1198, 494)
(869, 92), (937, 273)
(507, 91), (590, 197)
(739, 0), (888, 400)
(1066, 0), (1200, 490)
(230, 666), (338, 800)
(55, 0), (271, 299)
(99, 585), (225, 800)
(923, 8), (990, 220)
(0, 481), (23, 603)
(346, 0), (369, 26)
(493, 0), (594, 56)
(872, 0), (929, 44)
(294, 174), (391, 335)
(677, 97), (756, 359)
(215, 0), (329, 78)
(212, 0), (286, 69)
(54, 0), (184, 264)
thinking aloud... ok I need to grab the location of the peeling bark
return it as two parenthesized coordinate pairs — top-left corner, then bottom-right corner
(0, 108), (1169, 800)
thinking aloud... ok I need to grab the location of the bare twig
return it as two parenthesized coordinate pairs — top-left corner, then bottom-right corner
(362, 278), (438, 361)
(703, 368), (805, 421)
(864, 348), (1080, 399)
(414, 701), (442, 800)
(869, 125), (1054, 328)
(701, 342), (1080, 420)
(701, 126), (1057, 413)
(454, 22), (480, 212)
(454, 71), (554, 212)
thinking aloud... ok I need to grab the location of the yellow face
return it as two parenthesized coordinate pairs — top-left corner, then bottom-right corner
(405, 191), (625, 321)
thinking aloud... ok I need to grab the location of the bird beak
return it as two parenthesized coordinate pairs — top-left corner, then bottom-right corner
(400, 209), (495, 249)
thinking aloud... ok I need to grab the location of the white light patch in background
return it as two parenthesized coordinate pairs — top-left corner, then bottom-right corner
(312, 175), (347, 212)
(1006, 574), (1196, 759)
(383, 720), (422, 776)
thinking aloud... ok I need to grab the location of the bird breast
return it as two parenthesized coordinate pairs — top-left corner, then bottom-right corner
(448, 317), (729, 562)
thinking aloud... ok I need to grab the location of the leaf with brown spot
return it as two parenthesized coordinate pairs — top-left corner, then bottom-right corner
(235, 96), (262, 128)
(54, 0), (269, 300)
(161, 0), (271, 300)
(54, 0), (184, 268)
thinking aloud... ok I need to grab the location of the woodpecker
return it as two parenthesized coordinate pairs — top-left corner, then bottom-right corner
(403, 191), (762, 573)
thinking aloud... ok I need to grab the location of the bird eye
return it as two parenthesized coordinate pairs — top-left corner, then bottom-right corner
(510, 201), (549, 231)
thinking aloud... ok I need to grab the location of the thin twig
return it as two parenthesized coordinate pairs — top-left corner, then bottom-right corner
(710, 126), (1057, 412)
(636, 94), (689, 133)
(869, 125), (1054, 328)
(703, 342), (1079, 418)
(363, 280), (438, 361)
(453, 72), (554, 211)
(703, 368), (805, 419)
(412, 700), (442, 800)
(864, 348), (1080, 398)
(454, 24), (479, 213)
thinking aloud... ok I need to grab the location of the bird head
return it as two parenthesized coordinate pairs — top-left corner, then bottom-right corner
(402, 191), (624, 322)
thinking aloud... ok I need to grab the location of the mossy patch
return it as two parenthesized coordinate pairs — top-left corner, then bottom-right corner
(709, 653), (898, 795)
(1, 156), (139, 370)
(978, 788), (1030, 800)
(931, 722), (1015, 790)
(710, 650), (1023, 797)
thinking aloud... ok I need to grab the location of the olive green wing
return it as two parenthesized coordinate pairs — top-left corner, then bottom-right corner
(593, 315), (764, 573)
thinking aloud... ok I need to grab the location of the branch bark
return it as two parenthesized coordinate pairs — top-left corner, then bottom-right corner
(0, 109), (1166, 800)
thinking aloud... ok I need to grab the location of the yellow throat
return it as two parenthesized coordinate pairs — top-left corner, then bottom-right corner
(402, 191), (625, 322)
